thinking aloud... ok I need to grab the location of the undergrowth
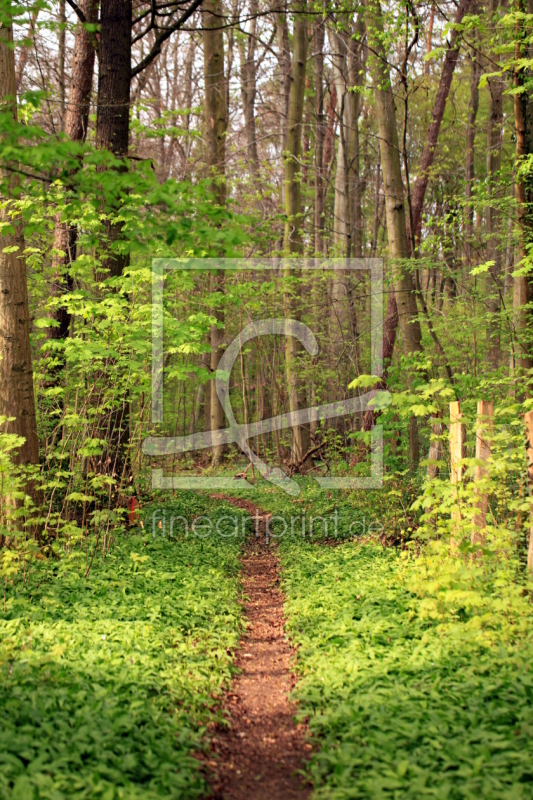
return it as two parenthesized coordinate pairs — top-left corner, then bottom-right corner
(281, 538), (533, 799)
(0, 493), (247, 800)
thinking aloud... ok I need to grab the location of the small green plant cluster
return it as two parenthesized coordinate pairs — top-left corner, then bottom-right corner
(0, 493), (246, 800)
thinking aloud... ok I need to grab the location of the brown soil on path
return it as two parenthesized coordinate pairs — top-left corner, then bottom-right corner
(205, 494), (312, 800)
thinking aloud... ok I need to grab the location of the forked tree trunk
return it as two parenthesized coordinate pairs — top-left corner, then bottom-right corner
(0, 19), (41, 501)
(203, 0), (227, 465)
(283, 0), (311, 470)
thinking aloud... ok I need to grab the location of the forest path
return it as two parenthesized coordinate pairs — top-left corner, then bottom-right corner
(206, 495), (312, 800)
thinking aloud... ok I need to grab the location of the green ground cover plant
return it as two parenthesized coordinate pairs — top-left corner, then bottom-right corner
(281, 536), (533, 799)
(0, 493), (247, 800)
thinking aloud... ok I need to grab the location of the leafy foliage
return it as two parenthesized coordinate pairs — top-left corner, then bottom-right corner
(0, 493), (246, 800)
(282, 537), (533, 799)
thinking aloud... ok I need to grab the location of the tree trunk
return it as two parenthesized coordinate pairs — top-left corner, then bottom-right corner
(328, 18), (364, 259)
(465, 42), (480, 270)
(425, 3), (435, 77)
(96, 0), (132, 279)
(513, 5), (533, 377)
(485, 0), (504, 369)
(94, 0), (132, 488)
(276, 11), (291, 154)
(58, 0), (66, 131)
(238, 0), (259, 176)
(283, 0), (310, 470)
(365, 0), (422, 466)
(15, 10), (39, 92)
(365, 0), (470, 436)
(348, 18), (365, 259)
(96, 0), (131, 158)
(203, 0), (227, 465)
(50, 0), (98, 346)
(411, 0), (473, 244)
(0, 19), (41, 500)
(314, 13), (325, 255)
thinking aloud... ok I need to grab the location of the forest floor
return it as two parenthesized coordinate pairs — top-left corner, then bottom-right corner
(3, 483), (533, 799)
(206, 496), (311, 800)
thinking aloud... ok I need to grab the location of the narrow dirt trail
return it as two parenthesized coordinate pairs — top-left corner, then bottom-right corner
(206, 496), (312, 800)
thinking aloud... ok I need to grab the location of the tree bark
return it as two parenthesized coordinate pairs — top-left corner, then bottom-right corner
(425, 3), (435, 77)
(276, 10), (291, 153)
(96, 0), (132, 158)
(203, 0), (227, 464)
(364, 0), (470, 436)
(50, 0), (98, 345)
(328, 24), (351, 256)
(365, 0), (423, 465)
(465, 44), (480, 269)
(238, 0), (259, 176)
(410, 0), (473, 244)
(0, 19), (41, 494)
(96, 0), (132, 279)
(513, 4), (533, 377)
(485, 0), (504, 369)
(58, 0), (66, 131)
(15, 10), (39, 92)
(283, 0), (310, 469)
(314, 13), (325, 255)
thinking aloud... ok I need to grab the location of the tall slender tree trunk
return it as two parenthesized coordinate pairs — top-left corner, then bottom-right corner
(364, 0), (471, 437)
(365, 0), (422, 465)
(283, 0), (310, 469)
(96, 0), (132, 278)
(314, 13), (325, 255)
(348, 17), (365, 259)
(238, 0), (259, 176)
(513, 8), (533, 376)
(276, 10), (291, 153)
(15, 9), (39, 91)
(328, 25), (352, 257)
(410, 0), (473, 243)
(58, 0), (66, 131)
(203, 0), (227, 465)
(50, 0), (98, 345)
(465, 42), (480, 270)
(425, 3), (434, 77)
(0, 18), (41, 502)
(485, 0), (504, 369)
(94, 0), (132, 487)
(328, 18), (364, 259)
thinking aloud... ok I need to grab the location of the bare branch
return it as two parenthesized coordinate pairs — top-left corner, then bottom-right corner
(131, 0), (204, 77)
